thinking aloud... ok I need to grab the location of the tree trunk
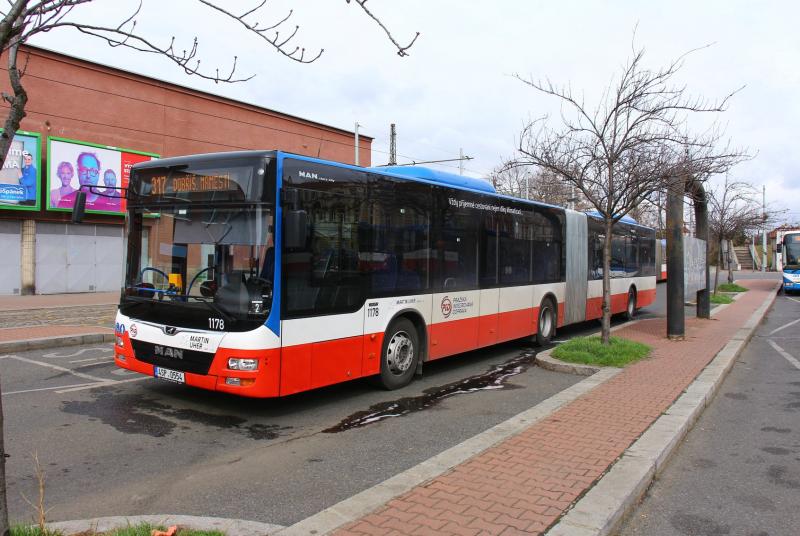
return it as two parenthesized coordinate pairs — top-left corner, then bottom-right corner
(601, 219), (613, 344)
(728, 248), (735, 284)
(0, 42), (26, 536)
(0, 42), (28, 168)
(0, 373), (9, 536)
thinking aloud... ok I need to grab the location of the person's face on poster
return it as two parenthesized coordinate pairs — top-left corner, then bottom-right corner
(103, 170), (117, 188)
(77, 153), (100, 187)
(23, 154), (33, 168)
(57, 162), (74, 187)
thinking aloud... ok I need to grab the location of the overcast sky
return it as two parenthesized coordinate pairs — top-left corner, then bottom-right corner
(30, 0), (800, 221)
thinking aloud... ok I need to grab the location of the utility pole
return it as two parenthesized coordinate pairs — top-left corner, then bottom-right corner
(526, 171), (530, 200)
(762, 184), (767, 272)
(459, 148), (464, 176)
(388, 124), (397, 165)
(354, 122), (360, 166)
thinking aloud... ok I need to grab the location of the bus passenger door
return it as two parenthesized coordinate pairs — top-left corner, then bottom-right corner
(279, 185), (366, 395)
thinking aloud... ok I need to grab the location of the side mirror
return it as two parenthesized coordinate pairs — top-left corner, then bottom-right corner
(284, 210), (308, 249)
(71, 191), (86, 224)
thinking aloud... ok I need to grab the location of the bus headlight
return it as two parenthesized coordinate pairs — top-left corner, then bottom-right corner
(116, 336), (125, 347)
(227, 358), (258, 371)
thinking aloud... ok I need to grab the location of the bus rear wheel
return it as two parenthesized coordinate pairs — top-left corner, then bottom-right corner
(624, 288), (637, 321)
(535, 298), (556, 346)
(379, 318), (419, 390)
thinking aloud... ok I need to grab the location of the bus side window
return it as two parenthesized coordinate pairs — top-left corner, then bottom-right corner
(368, 181), (431, 296)
(532, 207), (563, 284)
(433, 191), (479, 291)
(283, 190), (365, 317)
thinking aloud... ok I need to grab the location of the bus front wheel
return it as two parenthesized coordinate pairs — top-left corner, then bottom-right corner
(379, 318), (419, 390)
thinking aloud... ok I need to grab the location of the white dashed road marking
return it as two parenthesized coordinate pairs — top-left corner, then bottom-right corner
(768, 339), (800, 370)
(5, 354), (108, 382)
(768, 316), (800, 336)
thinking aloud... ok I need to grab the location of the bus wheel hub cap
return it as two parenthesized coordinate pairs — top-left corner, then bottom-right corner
(387, 332), (414, 374)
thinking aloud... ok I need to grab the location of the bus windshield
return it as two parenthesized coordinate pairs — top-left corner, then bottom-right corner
(121, 204), (274, 331)
(785, 234), (800, 270)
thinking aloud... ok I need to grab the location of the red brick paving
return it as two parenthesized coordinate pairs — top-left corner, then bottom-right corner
(0, 324), (112, 343)
(336, 280), (778, 536)
(0, 291), (118, 311)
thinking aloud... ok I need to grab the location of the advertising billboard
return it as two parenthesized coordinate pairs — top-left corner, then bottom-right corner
(0, 130), (42, 211)
(47, 137), (159, 215)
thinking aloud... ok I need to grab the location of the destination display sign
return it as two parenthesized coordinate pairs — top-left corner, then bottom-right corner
(134, 163), (258, 202)
(147, 172), (237, 196)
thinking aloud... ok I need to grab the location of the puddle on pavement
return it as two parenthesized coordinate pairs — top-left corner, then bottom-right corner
(61, 390), (292, 440)
(323, 349), (539, 433)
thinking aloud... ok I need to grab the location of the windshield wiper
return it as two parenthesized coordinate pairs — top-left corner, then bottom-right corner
(123, 294), (236, 324)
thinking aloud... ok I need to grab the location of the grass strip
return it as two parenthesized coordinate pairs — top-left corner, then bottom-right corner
(716, 283), (748, 293)
(710, 293), (734, 304)
(551, 336), (651, 368)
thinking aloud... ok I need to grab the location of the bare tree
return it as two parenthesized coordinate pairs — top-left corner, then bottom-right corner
(0, 3), (418, 535)
(514, 41), (742, 343)
(490, 159), (590, 209)
(0, 0), (419, 167)
(708, 176), (777, 287)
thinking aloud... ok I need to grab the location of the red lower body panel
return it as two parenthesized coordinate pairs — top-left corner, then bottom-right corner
(429, 316), (480, 359)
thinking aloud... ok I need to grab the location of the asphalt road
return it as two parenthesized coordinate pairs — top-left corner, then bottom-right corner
(2, 318), (621, 526)
(0, 278), (694, 527)
(619, 280), (798, 536)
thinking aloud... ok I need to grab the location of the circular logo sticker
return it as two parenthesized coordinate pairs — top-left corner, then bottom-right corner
(129, 324), (138, 337)
(441, 296), (452, 318)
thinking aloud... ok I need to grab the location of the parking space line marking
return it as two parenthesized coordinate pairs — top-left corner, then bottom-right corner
(56, 377), (148, 393)
(6, 355), (108, 382)
(70, 357), (108, 364)
(42, 347), (113, 358)
(768, 317), (800, 336)
(2, 382), (100, 396)
(786, 296), (800, 304)
(768, 339), (800, 370)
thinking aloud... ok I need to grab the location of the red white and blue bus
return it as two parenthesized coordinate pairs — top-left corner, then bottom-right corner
(113, 151), (656, 397)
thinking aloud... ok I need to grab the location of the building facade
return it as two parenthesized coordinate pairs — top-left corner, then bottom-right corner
(0, 45), (371, 295)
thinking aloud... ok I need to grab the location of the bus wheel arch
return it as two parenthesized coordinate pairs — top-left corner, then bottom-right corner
(535, 295), (557, 346)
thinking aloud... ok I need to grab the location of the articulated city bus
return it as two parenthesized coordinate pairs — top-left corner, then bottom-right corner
(112, 151), (656, 397)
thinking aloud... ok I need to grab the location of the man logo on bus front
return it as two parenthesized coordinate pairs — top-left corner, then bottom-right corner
(441, 296), (452, 318)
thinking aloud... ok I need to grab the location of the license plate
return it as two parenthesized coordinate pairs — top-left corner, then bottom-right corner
(154, 367), (185, 383)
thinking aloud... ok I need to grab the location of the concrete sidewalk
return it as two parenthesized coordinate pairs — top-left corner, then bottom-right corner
(0, 292), (117, 352)
(282, 279), (777, 536)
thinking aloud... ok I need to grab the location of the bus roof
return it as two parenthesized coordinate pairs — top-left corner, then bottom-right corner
(132, 150), (276, 170)
(374, 165), (496, 193)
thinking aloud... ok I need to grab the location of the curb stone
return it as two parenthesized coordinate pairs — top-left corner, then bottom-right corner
(535, 350), (601, 376)
(0, 332), (114, 354)
(546, 281), (780, 536)
(46, 515), (283, 536)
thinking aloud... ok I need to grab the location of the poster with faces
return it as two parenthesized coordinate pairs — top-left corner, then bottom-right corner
(47, 137), (157, 215)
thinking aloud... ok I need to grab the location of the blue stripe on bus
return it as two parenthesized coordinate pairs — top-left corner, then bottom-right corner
(265, 154), (283, 337)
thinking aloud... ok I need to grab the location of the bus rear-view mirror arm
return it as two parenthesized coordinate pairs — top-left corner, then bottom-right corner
(71, 185), (138, 224)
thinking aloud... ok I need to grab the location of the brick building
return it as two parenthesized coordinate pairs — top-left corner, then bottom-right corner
(0, 45), (371, 295)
